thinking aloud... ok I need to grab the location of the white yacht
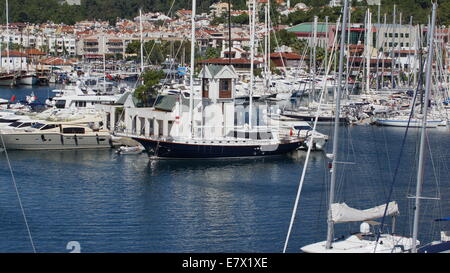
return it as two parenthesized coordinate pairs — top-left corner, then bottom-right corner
(0, 121), (113, 150)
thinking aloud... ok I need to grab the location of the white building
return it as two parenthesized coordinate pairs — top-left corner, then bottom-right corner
(0, 50), (28, 72)
(48, 36), (77, 56)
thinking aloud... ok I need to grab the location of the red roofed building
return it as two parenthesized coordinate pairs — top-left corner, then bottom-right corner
(176, 9), (192, 20)
(270, 52), (305, 68)
(1, 50), (28, 71)
(197, 46), (263, 79)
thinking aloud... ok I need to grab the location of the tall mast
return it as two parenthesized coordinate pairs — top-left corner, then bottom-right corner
(381, 13), (387, 89)
(365, 9), (372, 94)
(103, 36), (106, 94)
(391, 5), (396, 89)
(324, 16), (329, 102)
(397, 12), (402, 87)
(189, 0), (196, 138)
(326, 0), (348, 250)
(249, 0), (256, 129)
(267, 0), (271, 91)
(376, 5), (381, 91)
(264, 4), (268, 90)
(345, 5), (351, 95)
(6, 0), (10, 74)
(412, 2), (437, 254)
(139, 8), (144, 85)
(228, 0), (232, 65)
(312, 16), (318, 101)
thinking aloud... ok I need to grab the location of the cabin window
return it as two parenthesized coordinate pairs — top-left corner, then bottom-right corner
(55, 100), (66, 109)
(41, 124), (58, 130)
(75, 101), (87, 107)
(62, 127), (85, 134)
(18, 122), (32, 128)
(31, 123), (46, 129)
(219, 79), (232, 99)
(9, 121), (22, 127)
(202, 78), (209, 98)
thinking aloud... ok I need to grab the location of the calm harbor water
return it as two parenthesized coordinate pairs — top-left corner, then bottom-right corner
(0, 86), (449, 253)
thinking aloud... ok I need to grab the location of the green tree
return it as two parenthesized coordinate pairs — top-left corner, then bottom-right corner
(134, 69), (165, 107)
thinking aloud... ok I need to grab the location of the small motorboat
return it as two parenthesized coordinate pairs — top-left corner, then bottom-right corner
(116, 145), (145, 155)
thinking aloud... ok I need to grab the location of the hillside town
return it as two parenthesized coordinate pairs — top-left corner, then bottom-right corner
(0, 0), (449, 256)
(1, 0), (448, 81)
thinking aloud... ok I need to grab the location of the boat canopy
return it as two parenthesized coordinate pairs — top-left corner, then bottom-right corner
(331, 201), (399, 223)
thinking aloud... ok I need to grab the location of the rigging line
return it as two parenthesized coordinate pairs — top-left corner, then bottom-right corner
(373, 55), (425, 253)
(282, 19), (340, 253)
(0, 135), (36, 253)
(133, 0), (177, 89)
(425, 128), (444, 239)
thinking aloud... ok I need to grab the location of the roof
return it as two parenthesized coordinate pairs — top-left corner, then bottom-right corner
(26, 49), (47, 56)
(153, 94), (188, 112)
(1, 50), (27, 57)
(206, 65), (223, 78)
(197, 58), (262, 65)
(287, 22), (334, 33)
(115, 92), (131, 105)
(270, 52), (303, 60)
(39, 57), (73, 65)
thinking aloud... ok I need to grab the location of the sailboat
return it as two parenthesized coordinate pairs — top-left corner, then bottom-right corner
(299, 1), (448, 253)
(116, 0), (305, 158)
(287, 0), (438, 253)
(0, 0), (17, 87)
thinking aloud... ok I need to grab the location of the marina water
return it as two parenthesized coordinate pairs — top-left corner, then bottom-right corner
(0, 86), (448, 253)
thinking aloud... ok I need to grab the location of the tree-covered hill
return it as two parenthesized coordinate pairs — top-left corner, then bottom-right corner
(0, 0), (448, 26)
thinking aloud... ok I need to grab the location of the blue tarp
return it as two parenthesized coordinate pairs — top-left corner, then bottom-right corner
(435, 217), (450, 222)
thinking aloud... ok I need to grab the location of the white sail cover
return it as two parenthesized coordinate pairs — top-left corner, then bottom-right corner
(331, 201), (399, 223)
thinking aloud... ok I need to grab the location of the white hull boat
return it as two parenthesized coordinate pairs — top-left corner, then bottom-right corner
(18, 74), (39, 85)
(0, 122), (113, 150)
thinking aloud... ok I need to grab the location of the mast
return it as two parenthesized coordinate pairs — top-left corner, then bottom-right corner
(139, 8), (144, 85)
(312, 16), (318, 101)
(189, 0), (196, 138)
(397, 12), (402, 87)
(391, 5), (396, 89)
(6, 0), (10, 74)
(381, 13), (387, 89)
(365, 9), (372, 94)
(249, 0), (256, 129)
(326, 0), (348, 250)
(412, 2), (437, 254)
(345, 5), (351, 95)
(228, 0), (232, 65)
(324, 16), (329, 102)
(103, 36), (106, 94)
(264, 4), (268, 91)
(267, 0), (271, 91)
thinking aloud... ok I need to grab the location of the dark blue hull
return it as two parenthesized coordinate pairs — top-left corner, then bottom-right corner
(282, 113), (349, 123)
(418, 241), (450, 253)
(132, 137), (304, 158)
